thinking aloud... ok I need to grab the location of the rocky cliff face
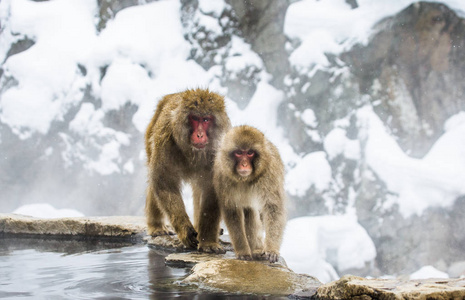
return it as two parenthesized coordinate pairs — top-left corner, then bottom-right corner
(342, 2), (465, 158)
(1, 0), (465, 278)
(278, 1), (465, 275)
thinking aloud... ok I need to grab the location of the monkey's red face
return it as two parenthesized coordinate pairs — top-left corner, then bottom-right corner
(233, 149), (255, 177)
(189, 114), (214, 149)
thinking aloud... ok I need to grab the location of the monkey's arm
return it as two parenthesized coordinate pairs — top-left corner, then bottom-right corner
(195, 180), (225, 254)
(243, 207), (264, 257)
(263, 192), (286, 263)
(151, 168), (199, 249)
(223, 206), (253, 260)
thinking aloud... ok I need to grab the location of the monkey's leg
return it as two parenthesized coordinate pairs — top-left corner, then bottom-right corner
(153, 176), (199, 249)
(223, 207), (252, 260)
(196, 184), (225, 254)
(145, 184), (174, 236)
(263, 201), (286, 263)
(243, 208), (265, 260)
(192, 184), (202, 232)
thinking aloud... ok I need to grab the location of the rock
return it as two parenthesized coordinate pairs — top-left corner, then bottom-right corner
(180, 255), (321, 296)
(228, 0), (290, 88)
(166, 251), (237, 267)
(281, 1), (465, 277)
(342, 2), (465, 157)
(0, 213), (146, 241)
(145, 235), (186, 251)
(316, 275), (465, 300)
(165, 250), (285, 267)
(165, 247), (320, 297)
(146, 234), (234, 253)
(97, 0), (158, 31)
(1, 236), (136, 255)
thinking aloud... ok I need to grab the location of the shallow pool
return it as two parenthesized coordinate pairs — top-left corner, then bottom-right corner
(0, 238), (275, 299)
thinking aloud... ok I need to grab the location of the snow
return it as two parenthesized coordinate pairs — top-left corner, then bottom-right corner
(285, 0), (465, 68)
(224, 36), (263, 75)
(197, 13), (223, 36)
(89, 0), (188, 73)
(358, 106), (465, 217)
(324, 128), (360, 160)
(198, 0), (226, 17)
(0, 0), (96, 138)
(0, 0), (212, 174)
(301, 109), (318, 127)
(281, 215), (376, 283)
(123, 159), (135, 174)
(226, 80), (301, 168)
(69, 103), (102, 135)
(87, 139), (126, 175)
(99, 60), (153, 112)
(68, 103), (130, 175)
(88, 0), (212, 133)
(410, 266), (449, 280)
(13, 203), (84, 219)
(286, 152), (332, 197)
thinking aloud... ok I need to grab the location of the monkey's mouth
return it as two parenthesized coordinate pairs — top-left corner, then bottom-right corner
(237, 169), (252, 177)
(192, 142), (207, 149)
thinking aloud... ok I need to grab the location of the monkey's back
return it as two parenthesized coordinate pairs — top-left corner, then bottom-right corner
(145, 93), (181, 163)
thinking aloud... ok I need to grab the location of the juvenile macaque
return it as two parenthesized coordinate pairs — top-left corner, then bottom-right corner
(145, 88), (231, 253)
(213, 125), (286, 263)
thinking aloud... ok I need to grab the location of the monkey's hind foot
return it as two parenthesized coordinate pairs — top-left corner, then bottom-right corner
(198, 242), (226, 254)
(237, 254), (253, 261)
(147, 225), (175, 237)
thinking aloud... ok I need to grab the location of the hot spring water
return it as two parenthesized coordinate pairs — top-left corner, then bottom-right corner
(0, 238), (276, 299)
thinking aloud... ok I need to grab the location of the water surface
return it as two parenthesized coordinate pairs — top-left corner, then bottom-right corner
(0, 238), (273, 299)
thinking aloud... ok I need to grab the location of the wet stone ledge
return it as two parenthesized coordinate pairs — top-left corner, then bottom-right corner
(0, 213), (146, 242)
(1, 213), (465, 299)
(317, 275), (465, 300)
(166, 252), (321, 297)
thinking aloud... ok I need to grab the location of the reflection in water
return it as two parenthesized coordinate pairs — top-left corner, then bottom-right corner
(0, 238), (277, 299)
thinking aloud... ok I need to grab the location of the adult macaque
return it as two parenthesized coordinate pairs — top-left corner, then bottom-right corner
(145, 88), (231, 253)
(213, 125), (286, 263)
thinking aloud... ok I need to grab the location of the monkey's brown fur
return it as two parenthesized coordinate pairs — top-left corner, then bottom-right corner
(213, 125), (287, 263)
(145, 88), (231, 252)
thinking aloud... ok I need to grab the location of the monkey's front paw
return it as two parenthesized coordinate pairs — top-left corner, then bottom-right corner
(198, 242), (226, 254)
(178, 226), (199, 249)
(265, 251), (280, 263)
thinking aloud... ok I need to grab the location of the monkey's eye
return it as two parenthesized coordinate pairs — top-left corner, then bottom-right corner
(203, 117), (211, 123)
(190, 115), (200, 122)
(234, 150), (244, 157)
(246, 150), (255, 157)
